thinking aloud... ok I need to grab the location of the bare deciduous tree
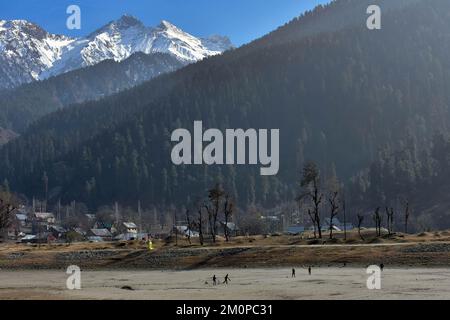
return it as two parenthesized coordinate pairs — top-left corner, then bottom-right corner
(223, 194), (234, 242)
(197, 204), (205, 246)
(404, 201), (410, 234)
(357, 214), (365, 241)
(307, 208), (317, 239)
(328, 191), (339, 240)
(185, 209), (192, 245)
(389, 207), (395, 234)
(204, 184), (225, 243)
(173, 209), (178, 246)
(373, 207), (382, 237)
(0, 197), (17, 239)
(385, 207), (395, 235)
(300, 162), (323, 239)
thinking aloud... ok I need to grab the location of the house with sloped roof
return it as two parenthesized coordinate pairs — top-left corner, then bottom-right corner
(49, 225), (67, 240)
(34, 212), (55, 224)
(87, 228), (112, 241)
(15, 214), (28, 226)
(324, 218), (354, 232)
(120, 222), (138, 240)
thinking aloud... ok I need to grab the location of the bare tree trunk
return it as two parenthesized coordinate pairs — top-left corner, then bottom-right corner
(174, 210), (178, 246)
(328, 191), (339, 240)
(385, 207), (391, 235)
(213, 203), (219, 243)
(307, 209), (317, 239)
(197, 207), (204, 246)
(404, 202), (410, 234)
(0, 199), (17, 239)
(357, 214), (365, 241)
(206, 185), (225, 243)
(343, 199), (347, 241)
(223, 195), (233, 242)
(185, 210), (192, 245)
(313, 180), (323, 239)
(385, 207), (395, 235)
(373, 208), (382, 237)
(204, 204), (214, 243)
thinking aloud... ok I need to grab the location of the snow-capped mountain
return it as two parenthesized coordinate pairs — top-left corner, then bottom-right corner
(0, 19), (74, 89)
(0, 15), (233, 89)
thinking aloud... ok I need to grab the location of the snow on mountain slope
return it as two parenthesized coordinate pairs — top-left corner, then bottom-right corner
(200, 35), (233, 53)
(43, 16), (232, 77)
(0, 15), (233, 88)
(0, 19), (74, 89)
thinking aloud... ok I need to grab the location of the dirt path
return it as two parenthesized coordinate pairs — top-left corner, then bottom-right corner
(1, 267), (449, 300)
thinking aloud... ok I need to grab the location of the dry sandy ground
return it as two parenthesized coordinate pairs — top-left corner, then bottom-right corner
(0, 267), (449, 300)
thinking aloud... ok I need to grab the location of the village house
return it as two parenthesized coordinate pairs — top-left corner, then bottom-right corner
(119, 222), (138, 241)
(113, 222), (147, 241)
(15, 213), (28, 227)
(324, 218), (354, 232)
(33, 212), (56, 224)
(20, 232), (56, 244)
(48, 225), (67, 241)
(87, 228), (112, 242)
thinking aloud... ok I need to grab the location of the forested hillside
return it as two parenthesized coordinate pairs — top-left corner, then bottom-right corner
(0, 52), (185, 132)
(1, 0), (450, 223)
(349, 133), (450, 230)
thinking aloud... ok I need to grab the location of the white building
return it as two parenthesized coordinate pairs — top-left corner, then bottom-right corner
(123, 222), (138, 240)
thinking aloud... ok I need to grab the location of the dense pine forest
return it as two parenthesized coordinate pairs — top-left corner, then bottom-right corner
(0, 52), (184, 132)
(349, 133), (450, 230)
(1, 0), (450, 229)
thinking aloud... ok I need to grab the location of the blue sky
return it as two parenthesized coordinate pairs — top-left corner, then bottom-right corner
(0, 0), (330, 46)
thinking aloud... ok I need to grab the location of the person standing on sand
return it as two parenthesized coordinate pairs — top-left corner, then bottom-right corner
(224, 274), (231, 285)
(213, 275), (217, 286)
(308, 266), (312, 275)
(292, 268), (296, 278)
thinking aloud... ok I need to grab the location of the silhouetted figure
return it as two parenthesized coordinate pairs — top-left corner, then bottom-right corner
(308, 266), (312, 275)
(224, 274), (231, 285)
(213, 275), (217, 286)
(292, 268), (296, 278)
(380, 263), (385, 271)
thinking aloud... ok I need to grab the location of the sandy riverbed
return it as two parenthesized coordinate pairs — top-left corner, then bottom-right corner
(0, 267), (449, 300)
